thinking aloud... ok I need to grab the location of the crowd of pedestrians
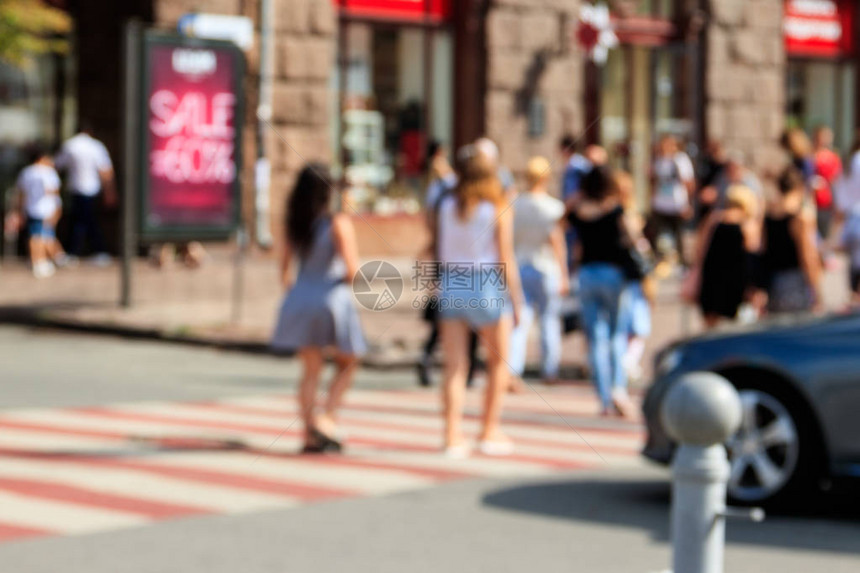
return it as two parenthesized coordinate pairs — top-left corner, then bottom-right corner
(273, 124), (860, 457)
(6, 123), (116, 277)
(6, 121), (208, 276)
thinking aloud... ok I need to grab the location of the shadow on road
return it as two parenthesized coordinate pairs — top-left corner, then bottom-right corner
(483, 476), (860, 556)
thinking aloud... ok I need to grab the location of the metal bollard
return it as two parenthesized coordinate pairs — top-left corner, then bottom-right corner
(660, 372), (743, 573)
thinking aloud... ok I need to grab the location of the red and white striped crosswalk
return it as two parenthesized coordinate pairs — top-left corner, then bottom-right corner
(0, 386), (644, 543)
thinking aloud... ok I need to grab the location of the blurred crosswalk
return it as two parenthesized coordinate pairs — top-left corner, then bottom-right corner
(0, 386), (645, 543)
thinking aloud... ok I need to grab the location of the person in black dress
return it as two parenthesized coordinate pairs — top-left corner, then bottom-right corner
(693, 185), (760, 329)
(758, 168), (822, 314)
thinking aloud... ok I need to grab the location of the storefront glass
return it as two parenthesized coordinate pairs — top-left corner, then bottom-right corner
(0, 51), (75, 196)
(336, 22), (453, 215)
(787, 60), (856, 153)
(784, 0), (857, 154)
(599, 44), (692, 208)
(635, 0), (675, 18)
(599, 48), (628, 166)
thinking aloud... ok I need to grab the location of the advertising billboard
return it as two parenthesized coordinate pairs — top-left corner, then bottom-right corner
(139, 33), (245, 241)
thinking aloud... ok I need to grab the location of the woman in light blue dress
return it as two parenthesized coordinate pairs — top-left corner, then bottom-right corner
(271, 164), (366, 454)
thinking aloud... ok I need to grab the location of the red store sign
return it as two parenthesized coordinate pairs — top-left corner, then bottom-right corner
(784, 0), (854, 58)
(337, 0), (452, 22)
(139, 35), (244, 240)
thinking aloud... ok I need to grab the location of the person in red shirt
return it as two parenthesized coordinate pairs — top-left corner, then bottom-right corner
(812, 126), (843, 240)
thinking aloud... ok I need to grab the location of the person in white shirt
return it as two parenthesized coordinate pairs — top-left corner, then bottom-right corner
(433, 147), (523, 458)
(418, 141), (480, 389)
(508, 156), (568, 390)
(15, 146), (68, 278)
(54, 122), (116, 263)
(839, 202), (860, 305)
(837, 136), (860, 304)
(648, 134), (695, 266)
(834, 139), (860, 219)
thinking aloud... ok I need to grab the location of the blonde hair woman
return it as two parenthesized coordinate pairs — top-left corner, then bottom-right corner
(782, 128), (815, 187)
(691, 185), (760, 329)
(433, 147), (523, 457)
(508, 156), (568, 389)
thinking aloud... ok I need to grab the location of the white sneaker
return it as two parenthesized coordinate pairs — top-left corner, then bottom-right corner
(443, 443), (471, 459)
(478, 439), (515, 457)
(32, 260), (56, 279)
(90, 253), (112, 267)
(611, 388), (636, 418)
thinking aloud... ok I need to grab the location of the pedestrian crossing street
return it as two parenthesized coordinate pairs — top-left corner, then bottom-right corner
(0, 386), (645, 544)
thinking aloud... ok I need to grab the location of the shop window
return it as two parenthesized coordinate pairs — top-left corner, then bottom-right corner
(597, 43), (692, 209)
(0, 57), (56, 145)
(600, 48), (629, 167)
(632, 0), (676, 18)
(336, 22), (453, 216)
(787, 60), (856, 154)
(0, 51), (75, 193)
(653, 47), (691, 139)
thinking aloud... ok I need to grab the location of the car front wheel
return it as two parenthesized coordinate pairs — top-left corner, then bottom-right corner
(725, 388), (808, 505)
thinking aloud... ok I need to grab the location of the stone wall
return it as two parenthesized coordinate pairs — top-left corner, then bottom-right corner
(153, 0), (336, 243)
(704, 0), (786, 175)
(268, 0), (336, 241)
(484, 0), (584, 186)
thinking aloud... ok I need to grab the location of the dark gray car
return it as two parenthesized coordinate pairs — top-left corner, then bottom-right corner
(642, 311), (860, 506)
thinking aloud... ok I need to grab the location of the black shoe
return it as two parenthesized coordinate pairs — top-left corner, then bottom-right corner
(301, 428), (342, 454)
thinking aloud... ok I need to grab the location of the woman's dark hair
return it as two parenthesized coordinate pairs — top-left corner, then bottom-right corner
(26, 143), (50, 165)
(426, 140), (442, 161)
(286, 163), (333, 256)
(580, 165), (612, 201)
(777, 167), (805, 196)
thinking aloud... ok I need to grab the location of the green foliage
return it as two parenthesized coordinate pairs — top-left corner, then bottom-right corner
(0, 0), (72, 67)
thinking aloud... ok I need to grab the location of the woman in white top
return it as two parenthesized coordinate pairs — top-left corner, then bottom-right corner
(837, 136), (860, 303)
(835, 137), (860, 218)
(433, 148), (523, 457)
(508, 157), (568, 389)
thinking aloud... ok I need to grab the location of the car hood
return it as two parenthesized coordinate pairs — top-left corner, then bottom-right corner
(672, 310), (860, 348)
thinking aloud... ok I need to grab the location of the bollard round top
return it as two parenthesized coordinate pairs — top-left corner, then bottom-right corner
(660, 372), (742, 446)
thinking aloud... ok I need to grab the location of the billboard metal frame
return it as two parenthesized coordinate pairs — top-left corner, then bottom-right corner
(137, 31), (246, 243)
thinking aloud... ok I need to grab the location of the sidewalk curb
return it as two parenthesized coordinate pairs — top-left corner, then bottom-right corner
(0, 310), (419, 371)
(0, 312), (591, 379)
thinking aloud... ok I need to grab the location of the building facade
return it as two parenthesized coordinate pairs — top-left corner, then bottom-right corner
(4, 0), (859, 255)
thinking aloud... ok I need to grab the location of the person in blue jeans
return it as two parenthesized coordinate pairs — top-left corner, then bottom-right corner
(434, 148), (523, 458)
(567, 165), (637, 417)
(509, 156), (569, 389)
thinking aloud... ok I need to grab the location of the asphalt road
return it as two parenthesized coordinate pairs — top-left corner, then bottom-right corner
(0, 325), (858, 573)
(0, 325), (411, 410)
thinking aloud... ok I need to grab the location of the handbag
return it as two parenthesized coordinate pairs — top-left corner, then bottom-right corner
(617, 211), (653, 281)
(560, 273), (580, 334)
(680, 267), (701, 303)
(620, 243), (653, 281)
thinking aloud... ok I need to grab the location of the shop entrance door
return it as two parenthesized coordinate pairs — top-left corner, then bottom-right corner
(600, 44), (692, 210)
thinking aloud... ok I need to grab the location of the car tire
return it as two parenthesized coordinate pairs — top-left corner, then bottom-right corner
(723, 375), (822, 508)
